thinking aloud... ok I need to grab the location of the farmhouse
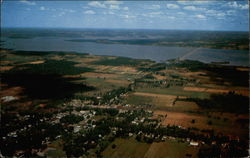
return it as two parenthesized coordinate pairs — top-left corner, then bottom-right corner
(190, 141), (199, 146)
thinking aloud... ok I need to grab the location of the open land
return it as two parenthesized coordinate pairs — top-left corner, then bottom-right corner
(0, 49), (249, 158)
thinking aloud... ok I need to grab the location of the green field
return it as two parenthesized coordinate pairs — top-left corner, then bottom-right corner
(136, 87), (210, 99)
(45, 140), (66, 158)
(102, 138), (151, 158)
(144, 139), (199, 158)
(102, 138), (199, 158)
(125, 94), (153, 106)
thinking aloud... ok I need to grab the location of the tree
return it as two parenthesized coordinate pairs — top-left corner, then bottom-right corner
(207, 120), (212, 125)
(111, 144), (116, 149)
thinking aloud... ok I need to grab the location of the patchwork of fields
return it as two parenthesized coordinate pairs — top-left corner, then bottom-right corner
(102, 138), (199, 158)
(1, 49), (249, 157)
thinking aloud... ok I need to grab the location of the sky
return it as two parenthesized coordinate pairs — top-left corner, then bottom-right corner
(1, 0), (249, 31)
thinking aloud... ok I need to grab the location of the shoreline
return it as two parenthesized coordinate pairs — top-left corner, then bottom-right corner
(1, 48), (249, 68)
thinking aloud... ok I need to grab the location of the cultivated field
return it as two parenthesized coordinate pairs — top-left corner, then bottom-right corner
(102, 138), (198, 158)
(144, 140), (199, 158)
(102, 138), (150, 158)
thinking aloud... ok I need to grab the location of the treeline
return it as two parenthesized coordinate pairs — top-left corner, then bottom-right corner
(100, 86), (132, 104)
(178, 92), (249, 114)
(10, 50), (88, 57)
(206, 65), (249, 87)
(1, 60), (95, 99)
(75, 106), (119, 116)
(91, 56), (147, 66)
(166, 59), (208, 71)
(5, 59), (93, 75)
(138, 63), (166, 72)
(60, 114), (84, 124)
(72, 86), (133, 105)
(166, 59), (249, 87)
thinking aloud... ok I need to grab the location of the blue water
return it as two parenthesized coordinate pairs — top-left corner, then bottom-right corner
(1, 31), (249, 66)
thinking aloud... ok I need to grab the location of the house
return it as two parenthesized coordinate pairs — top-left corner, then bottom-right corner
(190, 141), (199, 146)
(74, 126), (81, 133)
(1, 96), (18, 102)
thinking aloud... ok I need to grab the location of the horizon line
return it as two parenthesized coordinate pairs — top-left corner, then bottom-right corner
(1, 26), (249, 32)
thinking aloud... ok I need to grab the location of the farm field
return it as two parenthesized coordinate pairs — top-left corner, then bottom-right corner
(102, 138), (198, 158)
(144, 140), (199, 158)
(136, 87), (211, 99)
(154, 110), (248, 139)
(102, 138), (151, 158)
(45, 140), (66, 158)
(1, 49), (249, 157)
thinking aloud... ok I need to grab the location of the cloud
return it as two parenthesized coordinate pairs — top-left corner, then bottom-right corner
(62, 9), (76, 13)
(142, 12), (163, 18)
(195, 14), (206, 19)
(84, 10), (96, 15)
(40, 7), (75, 13)
(145, 4), (161, 10)
(228, 2), (248, 10)
(177, 1), (189, 5)
(216, 13), (226, 19)
(217, 13), (225, 17)
(53, 9), (76, 17)
(206, 9), (216, 14)
(88, 1), (106, 8)
(193, 1), (212, 4)
(177, 1), (212, 5)
(58, 12), (66, 17)
(121, 15), (136, 19)
(183, 6), (205, 11)
(167, 16), (176, 19)
(40, 6), (46, 11)
(103, 11), (115, 15)
(240, 4), (248, 10)
(177, 12), (185, 15)
(19, 0), (36, 5)
(110, 5), (120, 10)
(166, 4), (179, 9)
(123, 7), (129, 11)
(226, 10), (236, 15)
(104, 0), (123, 5)
(68, 9), (76, 13)
(149, 12), (163, 15)
(205, 9), (231, 19)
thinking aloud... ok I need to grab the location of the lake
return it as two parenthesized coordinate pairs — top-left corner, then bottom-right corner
(1, 28), (249, 66)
